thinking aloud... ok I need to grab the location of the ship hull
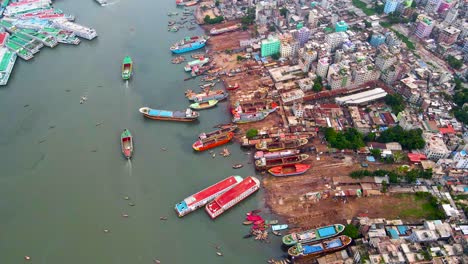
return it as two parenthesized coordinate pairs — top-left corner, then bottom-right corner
(205, 177), (260, 219)
(193, 136), (232, 151)
(288, 236), (352, 259)
(175, 176), (243, 217)
(142, 114), (197, 122)
(268, 164), (310, 177)
(171, 42), (206, 54)
(282, 224), (345, 246)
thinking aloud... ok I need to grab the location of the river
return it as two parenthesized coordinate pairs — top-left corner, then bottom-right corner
(0, 0), (285, 263)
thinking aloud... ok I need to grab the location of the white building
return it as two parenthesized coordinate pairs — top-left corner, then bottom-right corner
(308, 9), (318, 28)
(316, 57), (330, 78)
(408, 230), (439, 243)
(335, 88), (388, 105)
(423, 133), (450, 161)
(292, 102), (304, 118)
(425, 0), (442, 13)
(453, 150), (468, 169)
(325, 32), (348, 50)
(298, 77), (313, 91)
(281, 89), (304, 105)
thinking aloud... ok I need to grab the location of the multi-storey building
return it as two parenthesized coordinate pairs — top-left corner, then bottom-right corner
(385, 31), (402, 47)
(384, 0), (400, 14)
(375, 50), (397, 70)
(291, 27), (311, 47)
(316, 57), (330, 78)
(370, 33), (386, 47)
(335, 21), (348, 32)
(415, 14), (435, 39)
(308, 9), (318, 28)
(438, 26), (461, 45)
(425, 0), (442, 13)
(444, 7), (458, 24)
(453, 150), (468, 169)
(261, 35), (280, 57)
(423, 133), (451, 161)
(325, 32), (348, 50)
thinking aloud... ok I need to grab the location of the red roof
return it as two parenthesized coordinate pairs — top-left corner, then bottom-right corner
(438, 125), (455, 134)
(0, 32), (8, 46)
(407, 153), (427, 162)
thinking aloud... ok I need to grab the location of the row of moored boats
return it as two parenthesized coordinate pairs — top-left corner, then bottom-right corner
(0, 0), (97, 85)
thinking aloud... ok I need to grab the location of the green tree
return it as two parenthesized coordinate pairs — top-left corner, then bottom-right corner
(364, 132), (376, 142)
(384, 94), (405, 114)
(370, 148), (382, 159)
(268, 24), (276, 32)
(382, 180), (388, 193)
(342, 224), (360, 239)
(215, 0), (220, 7)
(411, 1), (417, 8)
(246, 129), (258, 139)
(237, 55), (244, 61)
(377, 126), (425, 150)
(393, 150), (404, 163)
(280, 7), (288, 18)
(312, 82), (322, 92)
(447, 55), (463, 69)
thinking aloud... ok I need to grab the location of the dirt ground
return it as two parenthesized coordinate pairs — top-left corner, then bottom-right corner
(206, 27), (251, 52)
(263, 151), (430, 230)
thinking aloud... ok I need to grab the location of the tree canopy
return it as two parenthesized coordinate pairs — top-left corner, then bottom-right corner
(323, 128), (365, 150)
(377, 126), (425, 150)
(246, 129), (258, 139)
(385, 94), (405, 114)
(342, 224), (360, 239)
(204, 15), (224, 24)
(447, 55), (463, 70)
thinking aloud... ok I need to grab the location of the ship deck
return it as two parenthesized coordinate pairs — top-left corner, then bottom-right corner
(186, 176), (240, 206)
(0, 49), (14, 72)
(215, 177), (257, 207)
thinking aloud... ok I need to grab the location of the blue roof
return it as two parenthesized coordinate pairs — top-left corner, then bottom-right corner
(367, 156), (376, 162)
(464, 187), (468, 192)
(318, 226), (337, 237)
(388, 229), (399, 239)
(397, 225), (407, 235)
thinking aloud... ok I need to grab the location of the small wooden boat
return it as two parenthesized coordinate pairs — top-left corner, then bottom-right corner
(139, 107), (199, 122)
(243, 234), (253, 238)
(226, 82), (239, 91)
(265, 220), (278, 225)
(248, 209), (261, 215)
(122, 56), (133, 80)
(243, 221), (253, 225)
(272, 231), (282, 236)
(272, 224), (289, 231)
(121, 129), (133, 159)
(189, 99), (218, 110)
(268, 163), (311, 177)
(232, 164), (243, 169)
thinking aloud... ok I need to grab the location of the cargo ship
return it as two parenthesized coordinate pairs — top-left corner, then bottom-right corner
(197, 125), (237, 140)
(210, 24), (241, 35)
(255, 154), (309, 170)
(268, 163), (311, 177)
(184, 56), (209, 72)
(170, 35), (207, 54)
(255, 138), (308, 152)
(231, 101), (278, 124)
(6, 40), (33, 60)
(40, 28), (80, 45)
(139, 107), (199, 122)
(9, 33), (43, 54)
(0, 46), (17, 85)
(194, 90), (228, 103)
(20, 29), (58, 48)
(52, 19), (97, 40)
(175, 176), (243, 217)
(254, 149), (300, 160)
(282, 224), (345, 246)
(242, 132), (311, 147)
(288, 236), (352, 259)
(192, 132), (234, 151)
(205, 176), (260, 219)
(176, 0), (199, 6)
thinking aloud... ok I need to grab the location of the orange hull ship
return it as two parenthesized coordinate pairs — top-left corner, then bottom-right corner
(192, 132), (234, 151)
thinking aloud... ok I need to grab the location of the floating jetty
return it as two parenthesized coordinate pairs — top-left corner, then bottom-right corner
(0, 0), (96, 85)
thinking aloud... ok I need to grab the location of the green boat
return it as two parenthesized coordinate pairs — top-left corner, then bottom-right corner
(282, 224), (345, 246)
(120, 129), (133, 159)
(189, 99), (218, 110)
(122, 56), (133, 80)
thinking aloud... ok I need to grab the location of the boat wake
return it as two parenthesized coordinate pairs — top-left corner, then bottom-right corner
(101, 1), (120, 6)
(125, 80), (129, 89)
(127, 159), (133, 177)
